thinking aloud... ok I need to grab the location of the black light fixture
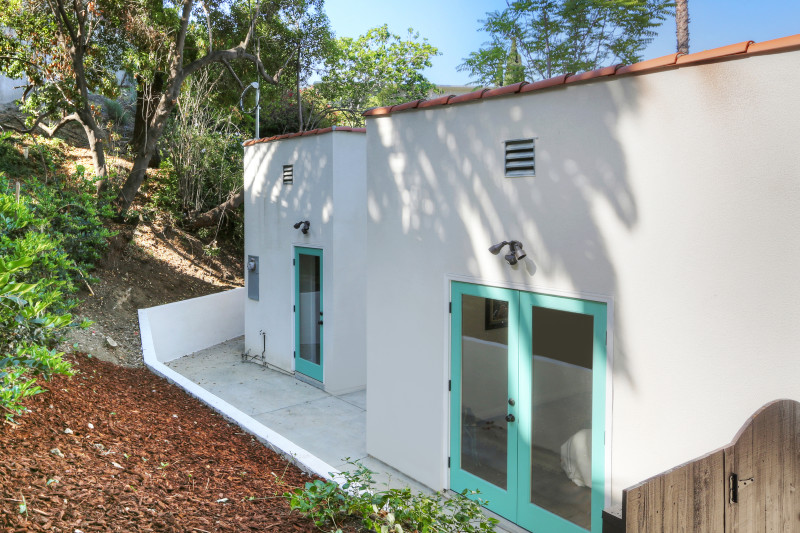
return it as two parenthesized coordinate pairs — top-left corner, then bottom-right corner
(489, 240), (527, 265)
(294, 220), (310, 234)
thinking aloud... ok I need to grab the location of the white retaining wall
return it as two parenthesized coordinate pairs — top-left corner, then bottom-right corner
(138, 287), (340, 482)
(139, 288), (245, 364)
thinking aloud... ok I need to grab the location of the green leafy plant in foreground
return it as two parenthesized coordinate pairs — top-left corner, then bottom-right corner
(286, 460), (498, 532)
(0, 258), (75, 420)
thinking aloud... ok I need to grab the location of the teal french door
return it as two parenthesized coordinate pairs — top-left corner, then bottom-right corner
(450, 282), (607, 533)
(294, 247), (323, 382)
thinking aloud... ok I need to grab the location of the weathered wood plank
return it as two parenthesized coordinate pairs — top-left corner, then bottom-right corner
(621, 400), (800, 533)
(724, 400), (800, 533)
(663, 461), (689, 531)
(691, 450), (724, 532)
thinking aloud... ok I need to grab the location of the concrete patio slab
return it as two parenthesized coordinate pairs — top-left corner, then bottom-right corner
(166, 337), (426, 492)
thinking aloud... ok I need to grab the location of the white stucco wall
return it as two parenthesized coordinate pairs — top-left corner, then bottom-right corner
(243, 131), (367, 394)
(139, 288), (245, 363)
(364, 50), (800, 503)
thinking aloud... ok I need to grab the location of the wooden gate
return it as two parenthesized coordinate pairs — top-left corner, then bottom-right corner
(619, 399), (800, 532)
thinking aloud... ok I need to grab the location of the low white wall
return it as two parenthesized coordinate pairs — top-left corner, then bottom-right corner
(138, 287), (340, 483)
(139, 288), (245, 363)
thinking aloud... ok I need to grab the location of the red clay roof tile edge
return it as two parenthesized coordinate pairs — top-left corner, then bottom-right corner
(675, 41), (754, 64)
(448, 88), (491, 104)
(363, 106), (393, 117)
(242, 126), (366, 146)
(482, 82), (528, 98)
(565, 64), (621, 83)
(615, 53), (680, 75)
(417, 95), (456, 108)
(747, 33), (800, 54)
(390, 100), (423, 112)
(519, 74), (571, 93)
(358, 34), (798, 120)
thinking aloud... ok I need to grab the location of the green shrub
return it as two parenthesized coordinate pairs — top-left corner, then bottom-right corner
(104, 98), (130, 125)
(0, 167), (111, 420)
(285, 460), (498, 533)
(0, 256), (76, 420)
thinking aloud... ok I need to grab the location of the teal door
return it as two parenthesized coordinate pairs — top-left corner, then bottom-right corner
(294, 247), (323, 382)
(450, 282), (607, 533)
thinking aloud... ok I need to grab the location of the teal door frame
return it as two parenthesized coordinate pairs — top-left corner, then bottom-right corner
(450, 281), (607, 533)
(294, 246), (323, 382)
(450, 283), (520, 519)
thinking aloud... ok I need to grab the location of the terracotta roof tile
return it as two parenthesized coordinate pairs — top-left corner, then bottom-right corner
(482, 82), (528, 98)
(675, 41), (753, 65)
(363, 106), (393, 117)
(391, 100), (423, 112)
(448, 89), (490, 104)
(565, 64), (621, 83)
(353, 33), (798, 119)
(519, 73), (572, 93)
(748, 33), (800, 54)
(616, 53), (680, 75)
(242, 126), (366, 146)
(417, 95), (455, 108)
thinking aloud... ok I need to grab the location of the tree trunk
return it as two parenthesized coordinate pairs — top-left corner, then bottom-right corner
(82, 120), (108, 192)
(182, 190), (244, 230)
(130, 73), (165, 169)
(676, 0), (689, 55)
(114, 88), (176, 214)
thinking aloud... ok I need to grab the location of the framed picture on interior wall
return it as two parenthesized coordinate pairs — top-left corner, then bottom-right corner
(485, 299), (509, 330)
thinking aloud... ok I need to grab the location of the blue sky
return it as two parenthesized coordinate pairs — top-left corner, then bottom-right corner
(323, 0), (800, 86)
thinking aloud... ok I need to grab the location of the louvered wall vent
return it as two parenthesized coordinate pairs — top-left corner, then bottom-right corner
(282, 164), (293, 184)
(504, 139), (535, 177)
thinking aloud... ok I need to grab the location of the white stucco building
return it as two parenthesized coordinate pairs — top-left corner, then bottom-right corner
(243, 34), (800, 533)
(243, 126), (367, 395)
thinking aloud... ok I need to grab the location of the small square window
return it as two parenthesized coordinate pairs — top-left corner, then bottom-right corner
(504, 139), (535, 177)
(282, 164), (294, 184)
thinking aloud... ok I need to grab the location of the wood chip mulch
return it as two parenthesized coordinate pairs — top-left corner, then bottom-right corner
(0, 353), (326, 532)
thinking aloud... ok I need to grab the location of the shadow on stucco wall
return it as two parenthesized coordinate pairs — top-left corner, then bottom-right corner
(367, 78), (648, 391)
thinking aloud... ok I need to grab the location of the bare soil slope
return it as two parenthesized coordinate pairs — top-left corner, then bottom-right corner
(61, 216), (244, 367)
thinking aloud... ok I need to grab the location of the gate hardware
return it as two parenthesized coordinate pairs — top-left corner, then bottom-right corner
(505, 414), (515, 422)
(729, 473), (754, 503)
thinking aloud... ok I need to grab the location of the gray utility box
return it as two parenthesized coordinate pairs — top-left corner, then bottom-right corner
(247, 255), (259, 300)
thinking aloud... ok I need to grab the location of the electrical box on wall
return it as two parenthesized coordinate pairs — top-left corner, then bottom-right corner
(247, 255), (259, 300)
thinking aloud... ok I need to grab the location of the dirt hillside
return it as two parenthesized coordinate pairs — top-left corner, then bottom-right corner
(60, 216), (244, 367)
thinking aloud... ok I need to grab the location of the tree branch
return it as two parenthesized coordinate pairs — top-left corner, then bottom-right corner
(175, 0), (194, 70)
(48, 0), (78, 46)
(1, 112), (81, 137)
(179, 47), (280, 87)
(221, 59), (245, 90)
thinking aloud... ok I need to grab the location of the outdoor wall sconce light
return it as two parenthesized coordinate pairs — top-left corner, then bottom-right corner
(489, 240), (527, 265)
(293, 220), (310, 234)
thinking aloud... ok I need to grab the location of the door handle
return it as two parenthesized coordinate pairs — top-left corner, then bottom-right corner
(318, 320), (323, 325)
(505, 414), (515, 422)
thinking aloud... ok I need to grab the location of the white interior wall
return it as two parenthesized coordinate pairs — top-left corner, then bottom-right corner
(364, 50), (800, 502)
(243, 132), (367, 393)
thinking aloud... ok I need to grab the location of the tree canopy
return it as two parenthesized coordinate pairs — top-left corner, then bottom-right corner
(459, 0), (674, 85)
(311, 25), (439, 126)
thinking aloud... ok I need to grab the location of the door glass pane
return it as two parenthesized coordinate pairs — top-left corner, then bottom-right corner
(460, 294), (508, 489)
(298, 254), (320, 365)
(530, 307), (593, 530)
